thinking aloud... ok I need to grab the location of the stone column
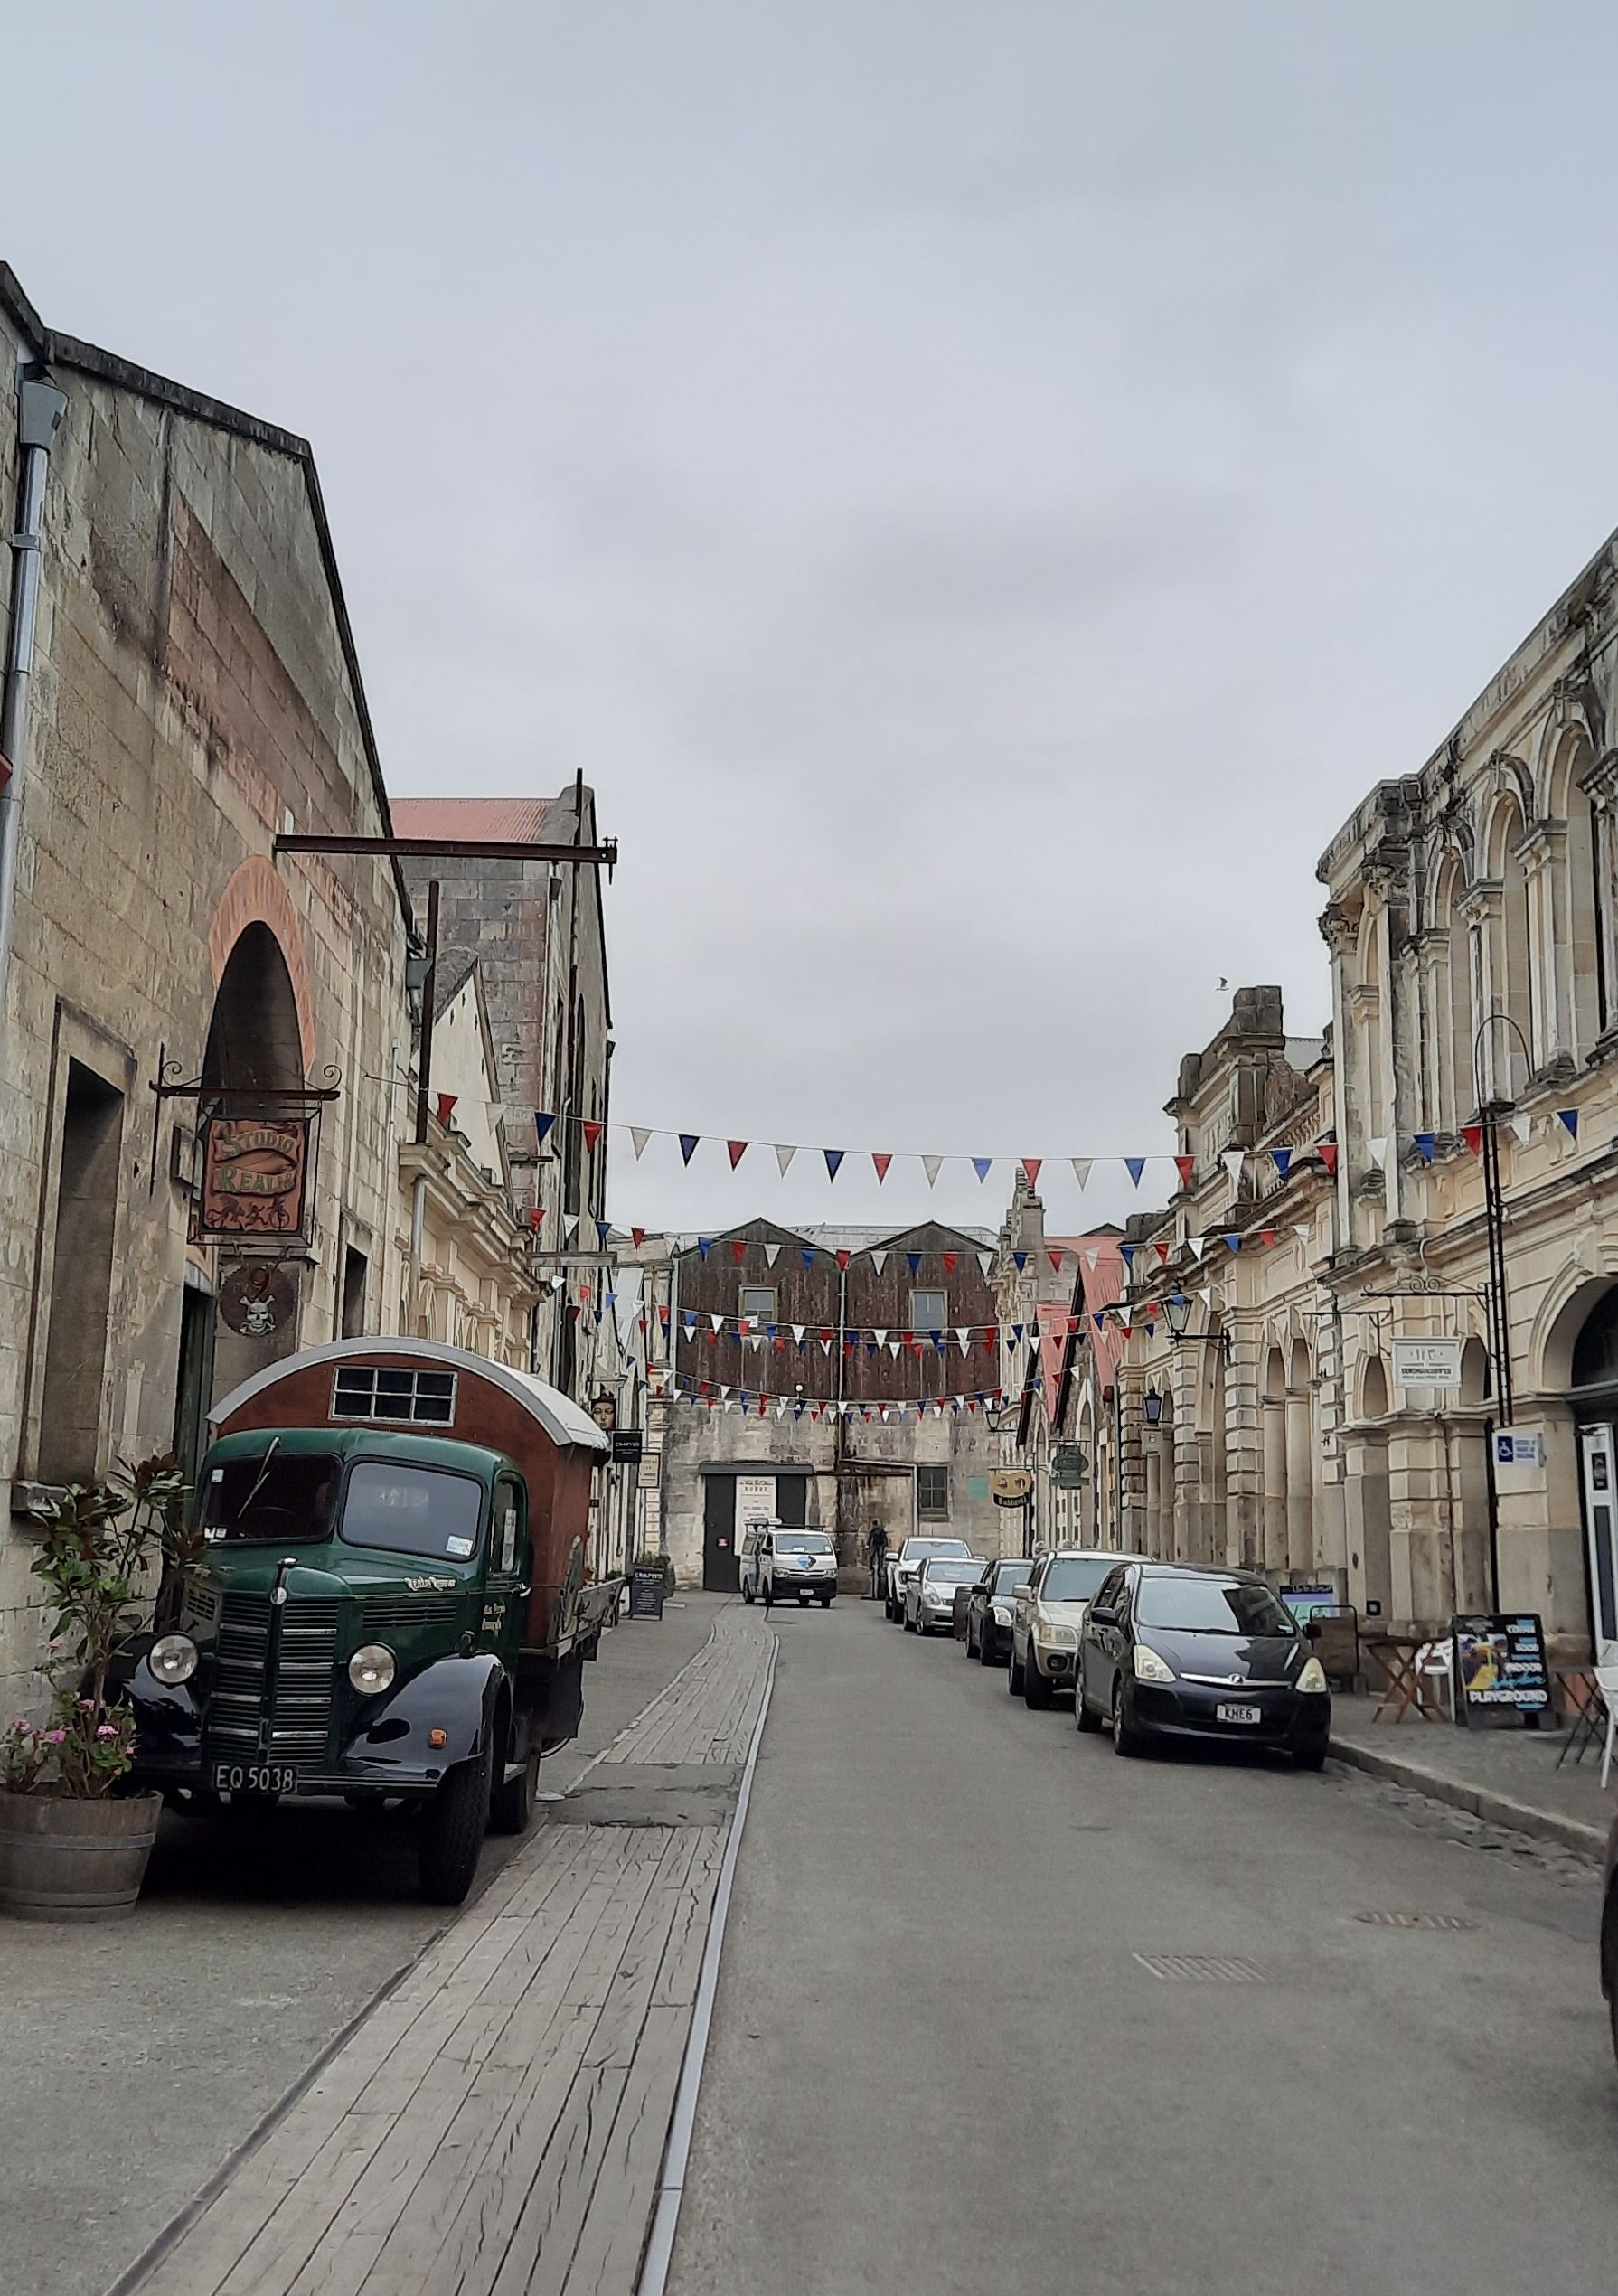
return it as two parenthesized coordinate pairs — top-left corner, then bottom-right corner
(1223, 1323), (1263, 1569)
(1582, 751), (1618, 1041)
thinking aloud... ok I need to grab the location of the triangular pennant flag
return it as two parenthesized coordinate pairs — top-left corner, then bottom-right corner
(679, 1134), (700, 1166)
(1124, 1157), (1145, 1188)
(888, 1341), (900, 1358)
(1071, 1158), (1093, 1190)
(801, 1249), (816, 1269)
(836, 1249), (851, 1271)
(763, 1241), (781, 1266)
(823, 1148), (844, 1181)
(1173, 1154), (1195, 1187)
(697, 1237), (713, 1259)
(1510, 1113), (1533, 1146)
(1271, 1148), (1292, 1180)
(436, 1092), (458, 1126)
(1368, 1136), (1388, 1169)
(710, 1313), (724, 1333)
(1084, 1248), (1099, 1269)
(1022, 1157), (1042, 1190)
(682, 1310), (698, 1330)
(873, 1329), (888, 1347)
(1094, 1312), (1106, 1333)
(1011, 1323), (1024, 1343)
(1261, 1228), (1278, 1249)
(1461, 1124), (1483, 1157)
(1153, 1241), (1171, 1264)
(943, 1251), (958, 1274)
(955, 1328), (971, 1354)
(871, 1249), (889, 1275)
(536, 1112), (558, 1147)
(1120, 1245), (1136, 1269)
(1199, 1287), (1212, 1312)
(1048, 1250), (1064, 1273)
(1414, 1133), (1436, 1163)
(907, 1253), (922, 1275)
(972, 1157), (993, 1183)
(529, 1208), (545, 1231)
(1225, 1233), (1241, 1253)
(1318, 1143), (1340, 1175)
(1221, 1150), (1244, 1185)
(627, 1125), (652, 1162)
(871, 1152), (893, 1184)
(791, 1324), (805, 1344)
(731, 1238), (748, 1264)
(977, 1250), (993, 1276)
(775, 1143), (797, 1177)
(727, 1139), (749, 1170)
(921, 1154), (943, 1189)
(1190, 1235), (1209, 1260)
(564, 1214), (580, 1244)
(1558, 1107), (1579, 1139)
(1013, 1252), (1028, 1273)
(631, 1227), (645, 1247)
(582, 1120), (603, 1155)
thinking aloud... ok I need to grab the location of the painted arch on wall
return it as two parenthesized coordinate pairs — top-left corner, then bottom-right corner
(206, 855), (317, 1076)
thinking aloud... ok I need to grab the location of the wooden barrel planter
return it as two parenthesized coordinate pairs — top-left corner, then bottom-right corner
(0, 1791), (161, 1921)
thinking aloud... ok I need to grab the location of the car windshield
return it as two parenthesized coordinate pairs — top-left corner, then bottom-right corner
(992, 1562), (1033, 1594)
(339, 1463), (484, 1562)
(922, 1560), (981, 1586)
(200, 1451), (339, 1543)
(1134, 1576), (1298, 1637)
(776, 1533), (833, 1554)
(1041, 1557), (1114, 1603)
(902, 1539), (969, 1561)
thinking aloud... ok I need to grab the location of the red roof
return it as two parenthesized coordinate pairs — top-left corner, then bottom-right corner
(391, 795), (574, 842)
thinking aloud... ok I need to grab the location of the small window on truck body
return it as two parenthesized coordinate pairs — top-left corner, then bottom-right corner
(332, 1366), (457, 1426)
(339, 1463), (484, 1561)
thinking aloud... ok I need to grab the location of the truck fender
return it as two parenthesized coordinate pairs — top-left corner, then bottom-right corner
(352, 1651), (506, 1772)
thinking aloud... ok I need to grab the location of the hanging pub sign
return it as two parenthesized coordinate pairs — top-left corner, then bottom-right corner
(1391, 1338), (1464, 1391)
(1451, 1613), (1551, 1725)
(195, 1113), (313, 1245)
(217, 1259), (298, 1339)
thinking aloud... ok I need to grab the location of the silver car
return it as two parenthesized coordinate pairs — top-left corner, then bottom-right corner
(905, 1554), (985, 1637)
(886, 1535), (973, 1621)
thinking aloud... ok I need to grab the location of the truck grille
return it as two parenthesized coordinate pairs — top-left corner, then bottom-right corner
(205, 1594), (342, 1765)
(359, 1595), (462, 1636)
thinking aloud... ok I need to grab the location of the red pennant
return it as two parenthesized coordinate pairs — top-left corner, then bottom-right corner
(579, 1284), (591, 1303)
(1066, 1315), (1080, 1335)
(582, 1119), (604, 1154)
(1318, 1143), (1339, 1176)
(836, 1250), (851, 1270)
(707, 1328), (719, 1345)
(529, 1209), (544, 1231)
(658, 1304), (670, 1325)
(819, 1328), (833, 1344)
(1173, 1154), (1195, 1187)
(1022, 1157), (1042, 1189)
(727, 1140), (748, 1169)
(943, 1252), (958, 1274)
(1153, 1241), (1171, 1263)
(1261, 1228), (1278, 1249)
(638, 1316), (648, 1335)
(871, 1152), (892, 1183)
(1462, 1124), (1483, 1157)
(436, 1092), (458, 1126)
(1048, 1250), (1063, 1273)
(632, 1226), (645, 1247)
(731, 1239), (748, 1264)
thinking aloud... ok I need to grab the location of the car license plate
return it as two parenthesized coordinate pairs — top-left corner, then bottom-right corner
(1216, 1704), (1262, 1727)
(211, 1762), (296, 1794)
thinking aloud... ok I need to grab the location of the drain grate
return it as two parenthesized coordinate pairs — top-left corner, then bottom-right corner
(1353, 1911), (1477, 1931)
(1133, 1953), (1268, 1982)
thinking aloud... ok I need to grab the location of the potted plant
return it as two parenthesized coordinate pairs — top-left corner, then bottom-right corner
(0, 1454), (187, 1921)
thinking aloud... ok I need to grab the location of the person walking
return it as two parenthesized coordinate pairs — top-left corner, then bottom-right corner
(867, 1520), (889, 1600)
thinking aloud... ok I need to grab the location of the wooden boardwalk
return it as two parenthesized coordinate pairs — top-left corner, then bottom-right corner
(132, 1607), (773, 2296)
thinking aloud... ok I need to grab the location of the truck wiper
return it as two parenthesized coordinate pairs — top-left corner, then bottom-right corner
(230, 1435), (282, 1527)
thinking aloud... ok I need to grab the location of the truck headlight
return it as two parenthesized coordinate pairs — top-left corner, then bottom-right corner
(1133, 1643), (1176, 1684)
(1295, 1656), (1328, 1695)
(148, 1633), (198, 1686)
(349, 1644), (396, 1695)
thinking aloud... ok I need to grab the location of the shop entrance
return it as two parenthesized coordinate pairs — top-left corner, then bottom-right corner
(1568, 1287), (1618, 1665)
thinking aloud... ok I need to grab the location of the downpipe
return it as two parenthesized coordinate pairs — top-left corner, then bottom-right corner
(0, 372), (69, 1040)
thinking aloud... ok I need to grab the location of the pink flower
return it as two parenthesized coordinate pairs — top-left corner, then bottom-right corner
(42, 1728), (68, 1746)
(97, 1725), (118, 1740)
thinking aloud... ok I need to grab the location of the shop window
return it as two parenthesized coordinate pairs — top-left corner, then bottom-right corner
(917, 1464), (949, 1520)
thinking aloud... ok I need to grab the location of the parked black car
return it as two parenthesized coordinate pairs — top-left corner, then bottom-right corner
(1602, 1809), (1618, 2066)
(964, 1557), (1034, 1665)
(1076, 1562), (1331, 1767)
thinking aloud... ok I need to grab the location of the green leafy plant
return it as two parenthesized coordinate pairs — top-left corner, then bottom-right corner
(632, 1550), (675, 1589)
(2, 1455), (189, 1799)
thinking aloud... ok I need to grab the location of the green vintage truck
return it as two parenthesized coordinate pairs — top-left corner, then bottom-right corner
(115, 1339), (621, 1903)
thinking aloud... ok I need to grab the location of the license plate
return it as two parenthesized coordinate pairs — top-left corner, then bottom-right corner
(211, 1763), (297, 1794)
(1216, 1704), (1262, 1727)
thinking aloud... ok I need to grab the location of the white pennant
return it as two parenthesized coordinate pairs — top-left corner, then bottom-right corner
(630, 1127), (651, 1160)
(955, 1328), (971, 1354)
(1198, 1286), (1212, 1313)
(765, 1242), (781, 1266)
(1294, 1225), (1311, 1244)
(564, 1214), (579, 1245)
(1510, 1113), (1533, 1145)
(710, 1313), (723, 1333)
(1084, 1248), (1099, 1269)
(791, 1323), (805, 1343)
(776, 1398), (787, 1417)
(977, 1250), (994, 1277)
(888, 1341), (900, 1358)
(873, 1328), (888, 1346)
(1222, 1150), (1245, 1185)
(921, 1154), (943, 1188)
(775, 1143), (797, 1177)
(1367, 1136), (1388, 1169)
(870, 1249), (889, 1274)
(819, 1338), (832, 1356)
(1190, 1235), (1209, 1260)
(1071, 1157), (1093, 1190)
(720, 1385), (730, 1400)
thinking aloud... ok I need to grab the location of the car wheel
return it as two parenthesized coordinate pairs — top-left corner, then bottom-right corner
(797, 1594), (810, 1606)
(979, 1626), (999, 1669)
(1024, 1655), (1054, 1710)
(1293, 1740), (1328, 1773)
(741, 1580), (755, 1605)
(1111, 1680), (1140, 1757)
(819, 1592), (833, 1608)
(1008, 1643), (1025, 1694)
(1076, 1680), (1102, 1733)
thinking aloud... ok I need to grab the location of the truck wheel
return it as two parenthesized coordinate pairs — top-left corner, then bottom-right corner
(819, 1592), (833, 1608)
(419, 1745), (492, 1904)
(489, 1747), (541, 1835)
(742, 1580), (755, 1604)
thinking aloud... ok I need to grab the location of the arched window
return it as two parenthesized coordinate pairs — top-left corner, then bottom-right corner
(1484, 795), (1534, 1092)
(1547, 731), (1605, 1055)
(1433, 854), (1474, 1129)
(1360, 1355), (1389, 1419)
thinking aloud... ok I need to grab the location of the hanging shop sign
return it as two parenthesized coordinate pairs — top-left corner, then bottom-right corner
(589, 1392), (618, 1435)
(196, 1114), (313, 1245)
(217, 1259), (298, 1339)
(1451, 1613), (1551, 1721)
(1391, 1338), (1463, 1390)
(611, 1427), (644, 1464)
(1051, 1443), (1088, 1490)
(991, 1468), (1034, 1506)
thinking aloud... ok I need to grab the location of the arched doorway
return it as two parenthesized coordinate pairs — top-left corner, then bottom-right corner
(1262, 1346), (1287, 1576)
(1285, 1337), (1313, 1576)
(1453, 1337), (1494, 1611)
(1568, 1288), (1618, 1664)
(1353, 1355), (1393, 1620)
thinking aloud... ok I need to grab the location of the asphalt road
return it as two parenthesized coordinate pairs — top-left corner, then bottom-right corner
(669, 1598), (1618, 2296)
(2, 1594), (726, 2296)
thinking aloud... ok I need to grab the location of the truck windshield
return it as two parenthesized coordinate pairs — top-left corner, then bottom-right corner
(339, 1463), (484, 1562)
(200, 1452), (339, 1543)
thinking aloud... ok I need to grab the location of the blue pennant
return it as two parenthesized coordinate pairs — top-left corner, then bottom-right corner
(802, 1249), (817, 1269)
(972, 1157), (993, 1183)
(1225, 1233), (1241, 1253)
(597, 1219), (612, 1246)
(823, 1148), (844, 1181)
(535, 1112), (557, 1145)
(698, 1237), (713, 1260)
(1272, 1148), (1292, 1178)
(679, 1134), (700, 1165)
(1013, 1251), (1028, 1272)
(1124, 1157), (1146, 1187)
(1558, 1107), (1579, 1138)
(1414, 1133), (1436, 1163)
(907, 1252), (922, 1275)
(1120, 1245), (1136, 1267)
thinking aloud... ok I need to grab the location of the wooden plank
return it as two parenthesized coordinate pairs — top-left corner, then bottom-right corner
(558, 2007), (690, 2296)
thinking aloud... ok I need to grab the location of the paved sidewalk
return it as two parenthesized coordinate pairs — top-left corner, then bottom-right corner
(124, 1605), (774, 2296)
(1, 1595), (730, 2296)
(1330, 1693), (1616, 1857)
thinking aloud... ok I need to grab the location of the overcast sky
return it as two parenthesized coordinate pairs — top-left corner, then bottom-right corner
(11, 1), (1618, 1234)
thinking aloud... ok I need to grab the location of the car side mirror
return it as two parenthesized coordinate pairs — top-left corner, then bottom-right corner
(1088, 1604), (1117, 1627)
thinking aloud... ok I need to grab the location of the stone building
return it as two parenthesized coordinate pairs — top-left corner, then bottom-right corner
(0, 267), (408, 1708)
(656, 1219), (1007, 1586)
(1316, 524), (1618, 1661)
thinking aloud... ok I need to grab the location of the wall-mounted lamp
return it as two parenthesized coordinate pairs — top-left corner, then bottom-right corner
(1143, 1387), (1164, 1426)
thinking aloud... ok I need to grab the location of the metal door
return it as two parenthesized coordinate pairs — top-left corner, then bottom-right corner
(1577, 1423), (1618, 1665)
(775, 1473), (808, 1528)
(703, 1475), (740, 1592)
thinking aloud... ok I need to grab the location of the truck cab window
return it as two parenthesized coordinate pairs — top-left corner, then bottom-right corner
(201, 1452), (339, 1543)
(339, 1463), (484, 1562)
